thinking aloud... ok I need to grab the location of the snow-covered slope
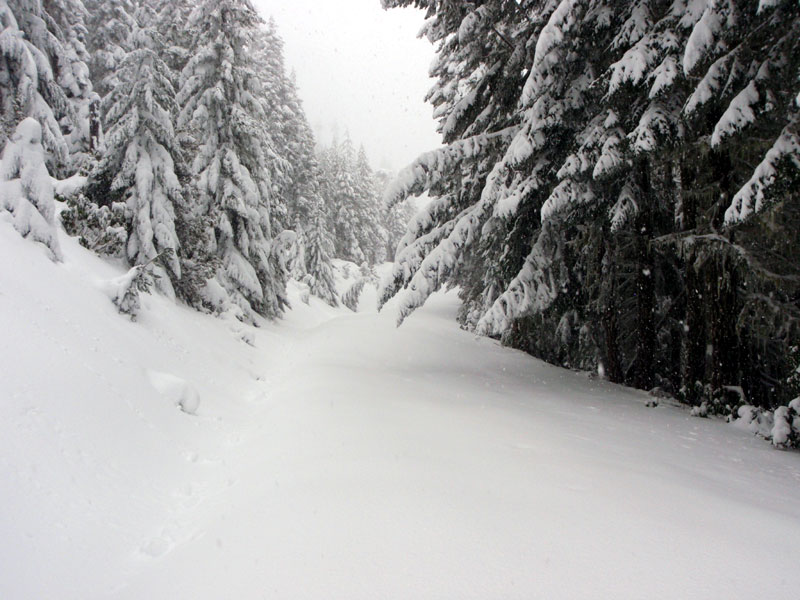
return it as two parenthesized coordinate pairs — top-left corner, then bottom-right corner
(2, 221), (800, 599)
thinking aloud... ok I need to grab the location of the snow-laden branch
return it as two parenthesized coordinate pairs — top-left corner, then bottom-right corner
(725, 127), (800, 224)
(382, 125), (519, 210)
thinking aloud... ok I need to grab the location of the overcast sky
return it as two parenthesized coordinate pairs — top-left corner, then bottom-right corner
(252, 0), (440, 171)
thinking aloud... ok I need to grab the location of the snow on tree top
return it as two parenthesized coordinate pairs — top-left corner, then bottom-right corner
(12, 118), (43, 145)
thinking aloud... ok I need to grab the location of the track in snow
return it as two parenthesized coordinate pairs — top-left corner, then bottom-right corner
(114, 293), (800, 600)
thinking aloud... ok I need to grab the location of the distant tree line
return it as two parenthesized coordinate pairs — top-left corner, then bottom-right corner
(0, 0), (411, 321)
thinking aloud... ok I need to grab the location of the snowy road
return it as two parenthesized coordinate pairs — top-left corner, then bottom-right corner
(2, 226), (800, 599)
(152, 295), (800, 600)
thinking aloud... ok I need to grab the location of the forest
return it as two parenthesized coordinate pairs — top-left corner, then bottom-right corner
(0, 0), (800, 436)
(1, 0), (412, 319)
(381, 0), (800, 424)
(2, 1), (800, 598)
(1, 1), (799, 435)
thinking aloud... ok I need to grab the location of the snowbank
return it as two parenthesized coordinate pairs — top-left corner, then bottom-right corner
(2, 222), (800, 599)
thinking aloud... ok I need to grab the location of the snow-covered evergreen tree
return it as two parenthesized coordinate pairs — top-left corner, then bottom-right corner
(319, 136), (363, 263)
(303, 207), (338, 307)
(0, 0), (83, 173)
(83, 0), (135, 97)
(318, 137), (388, 265)
(251, 18), (291, 228)
(177, 0), (284, 320)
(0, 117), (61, 259)
(86, 9), (183, 292)
(376, 168), (415, 261)
(379, 0), (540, 324)
(140, 0), (196, 75)
(382, 0), (800, 408)
(353, 145), (387, 264)
(251, 18), (325, 238)
(341, 263), (378, 312)
(37, 0), (98, 171)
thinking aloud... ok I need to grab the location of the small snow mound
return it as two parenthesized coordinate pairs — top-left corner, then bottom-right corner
(178, 386), (201, 415)
(690, 402), (708, 417)
(732, 404), (774, 437)
(771, 406), (793, 448)
(146, 370), (201, 415)
(53, 174), (87, 199)
(98, 267), (140, 305)
(13, 117), (42, 142)
(140, 536), (172, 558)
(199, 278), (233, 314)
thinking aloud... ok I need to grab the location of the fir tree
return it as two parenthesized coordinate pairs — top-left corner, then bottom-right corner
(319, 137), (388, 265)
(0, 117), (62, 259)
(39, 0), (99, 170)
(304, 207), (338, 307)
(376, 168), (416, 261)
(177, 0), (284, 320)
(87, 9), (183, 293)
(353, 145), (387, 265)
(382, 0), (800, 408)
(140, 0), (196, 75)
(319, 136), (363, 263)
(251, 18), (296, 230)
(0, 0), (83, 173)
(83, 0), (135, 97)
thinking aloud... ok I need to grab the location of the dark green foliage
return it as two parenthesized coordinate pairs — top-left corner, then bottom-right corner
(60, 193), (127, 256)
(383, 0), (800, 410)
(112, 249), (173, 319)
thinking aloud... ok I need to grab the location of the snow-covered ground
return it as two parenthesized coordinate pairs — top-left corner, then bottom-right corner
(2, 221), (800, 600)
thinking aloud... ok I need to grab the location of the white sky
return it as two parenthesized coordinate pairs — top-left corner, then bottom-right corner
(252, 0), (441, 171)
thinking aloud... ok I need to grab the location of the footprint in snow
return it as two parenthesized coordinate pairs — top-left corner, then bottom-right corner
(173, 482), (206, 508)
(225, 434), (243, 447)
(139, 535), (173, 558)
(511, 442), (536, 451)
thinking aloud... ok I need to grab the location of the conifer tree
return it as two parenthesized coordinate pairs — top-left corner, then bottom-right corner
(353, 145), (387, 264)
(382, 0), (800, 408)
(38, 0), (98, 170)
(319, 136), (364, 263)
(0, 118), (62, 259)
(87, 8), (183, 293)
(0, 0), (87, 173)
(177, 0), (284, 320)
(379, 0), (538, 323)
(284, 99), (323, 227)
(376, 168), (415, 261)
(83, 0), (135, 97)
(140, 0), (196, 75)
(304, 207), (338, 307)
(318, 137), (388, 265)
(251, 19), (295, 230)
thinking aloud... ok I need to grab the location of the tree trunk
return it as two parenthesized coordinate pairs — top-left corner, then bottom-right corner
(705, 253), (740, 398)
(601, 239), (624, 383)
(632, 159), (656, 390)
(89, 98), (101, 153)
(681, 256), (706, 404)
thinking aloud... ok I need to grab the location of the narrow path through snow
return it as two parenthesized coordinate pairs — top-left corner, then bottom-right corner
(113, 293), (800, 600)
